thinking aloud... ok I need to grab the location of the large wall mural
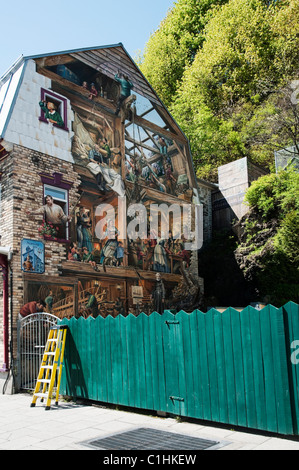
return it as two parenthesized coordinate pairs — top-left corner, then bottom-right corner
(30, 50), (200, 317)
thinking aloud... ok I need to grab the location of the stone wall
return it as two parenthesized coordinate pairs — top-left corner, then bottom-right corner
(196, 178), (217, 242)
(3, 60), (74, 163)
(212, 157), (268, 231)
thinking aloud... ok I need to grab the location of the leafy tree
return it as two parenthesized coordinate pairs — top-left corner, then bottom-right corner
(271, 0), (299, 78)
(141, 0), (299, 180)
(235, 167), (299, 305)
(139, 0), (229, 107)
(244, 166), (299, 219)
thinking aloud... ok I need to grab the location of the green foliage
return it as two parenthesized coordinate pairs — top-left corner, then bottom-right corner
(239, 168), (299, 305)
(140, 0), (299, 181)
(274, 210), (299, 265)
(140, 0), (299, 305)
(139, 0), (229, 107)
(244, 167), (299, 218)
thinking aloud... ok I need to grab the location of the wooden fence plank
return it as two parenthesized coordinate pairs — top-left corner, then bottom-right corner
(249, 307), (268, 431)
(197, 311), (212, 421)
(222, 309), (238, 426)
(270, 307), (293, 435)
(58, 302), (299, 436)
(86, 318), (96, 401)
(205, 309), (220, 422)
(98, 315), (108, 403)
(283, 301), (299, 435)
(126, 314), (138, 408)
(94, 317), (102, 402)
(136, 313), (147, 410)
(176, 311), (189, 418)
(214, 309), (229, 425)
(118, 314), (129, 407)
(152, 312), (167, 412)
(142, 313), (154, 411)
(73, 317), (87, 399)
(230, 308), (247, 427)
(105, 316), (114, 404)
(189, 310), (203, 419)
(111, 315), (122, 406)
(163, 310), (180, 415)
(260, 306), (278, 433)
(240, 307), (257, 430)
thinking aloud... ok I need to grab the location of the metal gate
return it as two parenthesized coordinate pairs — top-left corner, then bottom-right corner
(17, 313), (59, 390)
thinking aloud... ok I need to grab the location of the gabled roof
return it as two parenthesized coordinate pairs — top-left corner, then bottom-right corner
(0, 43), (200, 192)
(24, 43), (162, 106)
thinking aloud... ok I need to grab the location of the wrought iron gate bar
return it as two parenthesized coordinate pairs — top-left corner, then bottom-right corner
(17, 313), (59, 391)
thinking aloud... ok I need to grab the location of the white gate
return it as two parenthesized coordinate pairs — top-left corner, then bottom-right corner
(17, 313), (59, 390)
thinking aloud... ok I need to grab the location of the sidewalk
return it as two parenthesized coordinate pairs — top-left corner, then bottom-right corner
(1, 392), (299, 451)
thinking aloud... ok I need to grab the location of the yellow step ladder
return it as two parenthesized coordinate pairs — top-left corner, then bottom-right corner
(31, 325), (68, 410)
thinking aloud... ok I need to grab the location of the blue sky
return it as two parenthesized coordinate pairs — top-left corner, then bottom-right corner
(0, 0), (175, 78)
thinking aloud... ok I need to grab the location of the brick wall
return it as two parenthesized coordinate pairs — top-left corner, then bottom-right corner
(0, 144), (81, 357)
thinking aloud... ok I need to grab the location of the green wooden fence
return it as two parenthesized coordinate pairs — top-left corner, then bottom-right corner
(59, 301), (299, 435)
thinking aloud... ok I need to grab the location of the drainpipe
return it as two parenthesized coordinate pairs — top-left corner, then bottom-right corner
(0, 247), (12, 372)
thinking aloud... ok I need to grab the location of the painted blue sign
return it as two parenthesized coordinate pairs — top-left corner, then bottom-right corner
(21, 239), (45, 274)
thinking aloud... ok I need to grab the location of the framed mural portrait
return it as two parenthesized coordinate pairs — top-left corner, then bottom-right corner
(21, 239), (45, 274)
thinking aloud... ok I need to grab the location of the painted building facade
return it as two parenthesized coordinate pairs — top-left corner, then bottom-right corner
(0, 44), (204, 369)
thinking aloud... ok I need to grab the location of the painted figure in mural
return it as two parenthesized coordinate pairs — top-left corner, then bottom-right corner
(158, 136), (168, 155)
(115, 297), (125, 316)
(87, 158), (125, 197)
(45, 290), (54, 313)
(19, 300), (46, 318)
(26, 195), (72, 239)
(101, 219), (119, 264)
(88, 144), (108, 191)
(85, 292), (98, 317)
(88, 83), (98, 100)
(99, 138), (111, 165)
(152, 273), (166, 315)
(23, 255), (34, 272)
(76, 210), (84, 248)
(165, 163), (177, 195)
(114, 73), (134, 116)
(88, 144), (105, 164)
(153, 236), (170, 273)
(164, 231), (175, 254)
(125, 156), (143, 183)
(76, 207), (93, 252)
(141, 238), (155, 271)
(68, 242), (81, 261)
(82, 246), (98, 270)
(116, 241), (124, 266)
(39, 100), (64, 127)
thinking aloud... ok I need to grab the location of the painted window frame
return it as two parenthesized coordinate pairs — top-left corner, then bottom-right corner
(43, 184), (69, 242)
(39, 88), (69, 131)
(40, 172), (73, 243)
